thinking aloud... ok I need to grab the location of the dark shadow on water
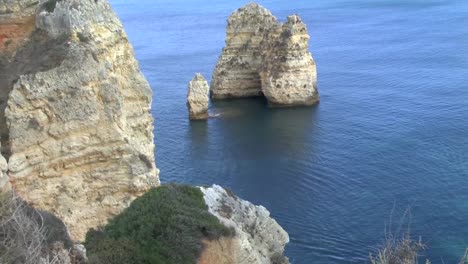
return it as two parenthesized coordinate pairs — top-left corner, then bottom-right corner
(188, 118), (208, 144)
(210, 97), (321, 159)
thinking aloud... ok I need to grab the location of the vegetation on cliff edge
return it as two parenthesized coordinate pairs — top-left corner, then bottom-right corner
(85, 184), (235, 264)
(0, 191), (79, 263)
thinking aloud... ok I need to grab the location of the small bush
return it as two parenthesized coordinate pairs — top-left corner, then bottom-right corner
(0, 191), (63, 264)
(369, 234), (427, 264)
(370, 207), (467, 264)
(85, 184), (235, 264)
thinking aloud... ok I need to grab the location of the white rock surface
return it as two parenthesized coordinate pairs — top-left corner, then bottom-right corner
(200, 185), (289, 264)
(0, 144), (7, 190)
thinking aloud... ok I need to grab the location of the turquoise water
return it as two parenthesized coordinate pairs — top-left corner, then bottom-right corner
(110, 0), (468, 263)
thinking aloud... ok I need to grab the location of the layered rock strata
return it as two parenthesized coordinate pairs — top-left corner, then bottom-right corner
(187, 73), (209, 120)
(260, 15), (319, 106)
(211, 3), (277, 99)
(211, 3), (319, 106)
(0, 0), (159, 241)
(200, 185), (290, 264)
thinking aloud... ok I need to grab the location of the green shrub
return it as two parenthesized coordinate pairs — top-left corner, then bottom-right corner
(85, 184), (234, 264)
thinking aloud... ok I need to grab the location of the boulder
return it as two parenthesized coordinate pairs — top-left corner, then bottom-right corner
(187, 73), (210, 120)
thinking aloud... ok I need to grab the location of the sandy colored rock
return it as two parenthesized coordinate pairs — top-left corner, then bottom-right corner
(1, 0), (159, 241)
(200, 185), (290, 264)
(260, 15), (319, 106)
(210, 3), (277, 99)
(211, 3), (319, 106)
(187, 73), (209, 120)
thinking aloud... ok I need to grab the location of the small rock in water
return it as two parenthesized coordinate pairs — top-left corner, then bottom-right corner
(187, 73), (210, 120)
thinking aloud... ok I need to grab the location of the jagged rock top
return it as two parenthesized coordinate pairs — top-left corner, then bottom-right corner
(285, 15), (308, 33)
(192, 73), (206, 82)
(211, 3), (319, 106)
(229, 2), (275, 18)
(227, 3), (277, 33)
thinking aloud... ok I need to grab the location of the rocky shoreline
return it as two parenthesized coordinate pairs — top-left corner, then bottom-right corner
(0, 1), (290, 263)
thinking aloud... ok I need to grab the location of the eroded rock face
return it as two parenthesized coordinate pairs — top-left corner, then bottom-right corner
(211, 3), (319, 106)
(187, 73), (209, 120)
(0, 0), (38, 16)
(261, 15), (319, 106)
(1, 0), (159, 241)
(0, 0), (38, 151)
(210, 3), (277, 99)
(200, 185), (290, 264)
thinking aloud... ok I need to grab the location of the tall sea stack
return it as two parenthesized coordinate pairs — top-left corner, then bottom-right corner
(211, 3), (319, 106)
(187, 73), (209, 120)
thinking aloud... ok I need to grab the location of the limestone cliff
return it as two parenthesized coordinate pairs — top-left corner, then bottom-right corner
(200, 185), (290, 264)
(187, 73), (209, 120)
(0, 0), (159, 241)
(211, 3), (319, 106)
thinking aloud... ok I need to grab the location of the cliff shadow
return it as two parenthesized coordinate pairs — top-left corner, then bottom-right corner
(0, 26), (69, 157)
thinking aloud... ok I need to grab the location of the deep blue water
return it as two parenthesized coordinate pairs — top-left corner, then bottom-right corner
(110, 0), (468, 263)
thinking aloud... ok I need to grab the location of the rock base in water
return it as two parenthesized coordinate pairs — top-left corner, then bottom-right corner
(187, 73), (210, 120)
(211, 3), (319, 107)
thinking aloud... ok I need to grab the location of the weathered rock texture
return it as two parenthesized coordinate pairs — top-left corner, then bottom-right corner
(211, 3), (319, 106)
(200, 185), (290, 264)
(260, 15), (319, 106)
(0, 0), (159, 241)
(187, 73), (209, 120)
(210, 3), (277, 99)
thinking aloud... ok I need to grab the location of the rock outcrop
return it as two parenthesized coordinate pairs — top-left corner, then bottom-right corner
(210, 3), (277, 99)
(0, 0), (159, 241)
(260, 15), (319, 106)
(211, 3), (319, 106)
(200, 185), (290, 264)
(187, 73), (209, 120)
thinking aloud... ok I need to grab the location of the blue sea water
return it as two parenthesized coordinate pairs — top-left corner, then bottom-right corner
(109, 0), (468, 263)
